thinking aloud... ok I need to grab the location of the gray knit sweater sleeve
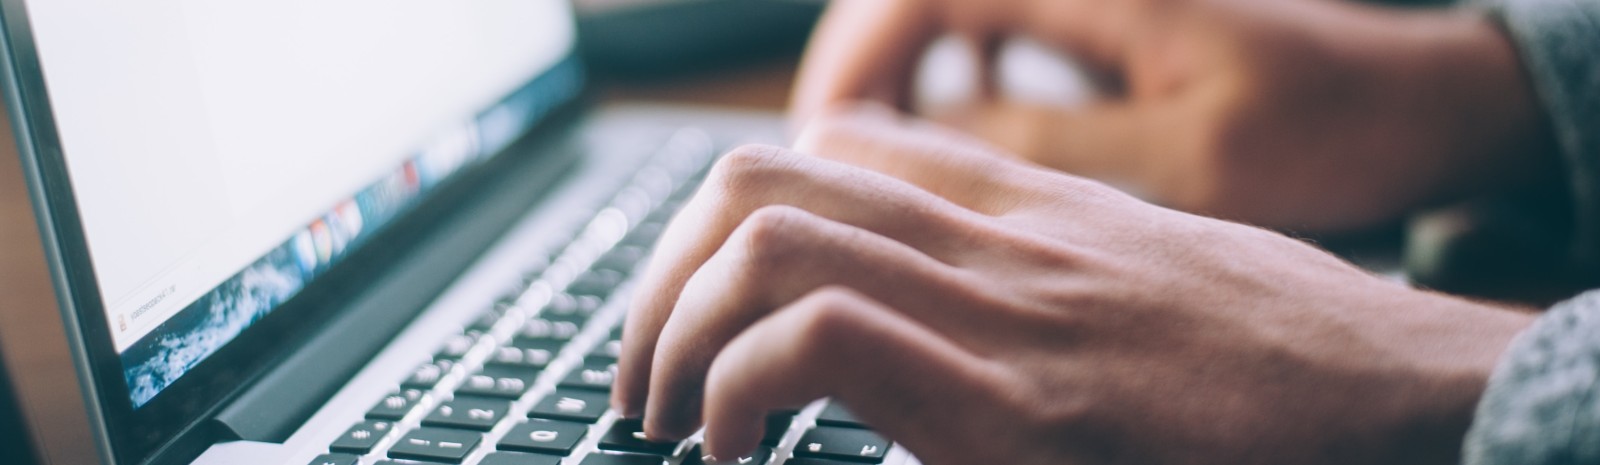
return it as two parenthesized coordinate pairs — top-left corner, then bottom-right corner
(1466, 291), (1600, 464)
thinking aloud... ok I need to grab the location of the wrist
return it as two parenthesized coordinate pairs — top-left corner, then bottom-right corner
(1360, 289), (1535, 464)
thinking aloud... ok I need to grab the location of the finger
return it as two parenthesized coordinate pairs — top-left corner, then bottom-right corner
(789, 0), (942, 129)
(793, 104), (1109, 212)
(700, 286), (1007, 462)
(790, 0), (1167, 131)
(928, 100), (1165, 186)
(615, 145), (984, 418)
(970, 33), (1004, 100)
(1011, 1), (1144, 73)
(643, 206), (987, 439)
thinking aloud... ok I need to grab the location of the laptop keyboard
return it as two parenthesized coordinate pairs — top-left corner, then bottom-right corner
(307, 129), (897, 465)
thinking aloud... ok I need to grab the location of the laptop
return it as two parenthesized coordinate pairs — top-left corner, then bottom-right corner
(0, 1), (915, 464)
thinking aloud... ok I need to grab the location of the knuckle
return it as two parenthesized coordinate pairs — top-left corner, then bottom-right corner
(801, 286), (867, 314)
(708, 144), (799, 194)
(788, 289), (867, 356)
(732, 205), (817, 274)
(1025, 393), (1094, 443)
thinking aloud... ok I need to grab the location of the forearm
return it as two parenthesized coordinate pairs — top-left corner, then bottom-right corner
(1465, 290), (1600, 464)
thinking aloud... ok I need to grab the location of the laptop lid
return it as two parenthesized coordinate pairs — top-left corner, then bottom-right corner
(0, 1), (584, 463)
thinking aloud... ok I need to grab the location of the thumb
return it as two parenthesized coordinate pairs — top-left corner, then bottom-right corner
(789, 0), (942, 132)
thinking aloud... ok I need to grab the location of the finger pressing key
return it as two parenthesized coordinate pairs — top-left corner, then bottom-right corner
(699, 287), (1004, 462)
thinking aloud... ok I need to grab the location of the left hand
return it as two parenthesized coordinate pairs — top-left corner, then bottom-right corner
(614, 108), (1534, 465)
(791, 0), (1559, 233)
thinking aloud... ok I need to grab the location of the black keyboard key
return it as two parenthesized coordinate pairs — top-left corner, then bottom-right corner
(579, 453), (667, 465)
(367, 389), (425, 420)
(683, 445), (773, 465)
(762, 412), (796, 446)
(527, 389), (609, 423)
(486, 345), (556, 369)
(594, 245), (648, 272)
(785, 459), (861, 465)
(568, 269), (625, 298)
(329, 420), (392, 454)
(534, 295), (592, 324)
(589, 339), (623, 361)
(539, 294), (599, 324)
(423, 397), (512, 431)
(560, 360), (618, 392)
(480, 451), (563, 465)
(374, 461), (449, 465)
(598, 419), (680, 455)
(388, 427), (481, 464)
(794, 427), (891, 463)
(499, 418), (589, 455)
(510, 337), (567, 354)
(403, 362), (452, 390)
(457, 365), (540, 399)
(518, 318), (581, 341)
(307, 453), (360, 465)
(815, 402), (869, 429)
(435, 334), (478, 361)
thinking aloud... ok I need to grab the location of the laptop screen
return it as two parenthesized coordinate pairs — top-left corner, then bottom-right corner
(24, 1), (578, 409)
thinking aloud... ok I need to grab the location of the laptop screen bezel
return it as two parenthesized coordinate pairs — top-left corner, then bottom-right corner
(0, 2), (587, 463)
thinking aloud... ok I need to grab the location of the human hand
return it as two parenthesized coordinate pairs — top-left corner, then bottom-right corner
(791, 0), (1558, 233)
(612, 108), (1534, 465)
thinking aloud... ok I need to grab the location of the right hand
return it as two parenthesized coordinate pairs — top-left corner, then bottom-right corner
(791, 0), (1558, 233)
(613, 108), (1534, 465)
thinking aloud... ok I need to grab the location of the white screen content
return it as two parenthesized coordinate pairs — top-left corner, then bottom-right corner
(27, 0), (574, 351)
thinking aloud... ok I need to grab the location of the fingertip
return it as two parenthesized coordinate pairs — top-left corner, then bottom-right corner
(642, 412), (697, 443)
(609, 391), (639, 420)
(641, 343), (709, 442)
(702, 406), (763, 463)
(700, 332), (777, 462)
(703, 428), (761, 465)
(611, 347), (648, 420)
(616, 296), (670, 423)
(643, 377), (704, 442)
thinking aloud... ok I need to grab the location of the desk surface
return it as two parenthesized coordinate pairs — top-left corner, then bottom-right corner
(0, 60), (795, 464)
